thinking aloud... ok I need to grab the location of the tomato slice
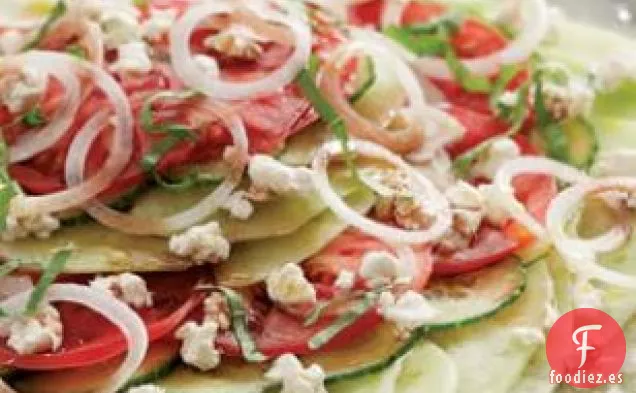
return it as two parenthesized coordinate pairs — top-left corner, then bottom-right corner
(304, 230), (433, 292)
(0, 272), (205, 371)
(433, 226), (520, 276)
(445, 105), (510, 157)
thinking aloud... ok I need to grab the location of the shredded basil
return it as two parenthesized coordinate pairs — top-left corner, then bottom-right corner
(197, 286), (266, 363)
(0, 260), (21, 317)
(349, 57), (377, 104)
(66, 44), (87, 59)
(22, 0), (67, 51)
(443, 47), (492, 93)
(533, 71), (569, 163)
(303, 301), (330, 327)
(152, 169), (222, 192)
(308, 292), (377, 350)
(25, 250), (71, 316)
(0, 138), (18, 231)
(383, 26), (447, 56)
(21, 107), (47, 128)
(296, 65), (355, 172)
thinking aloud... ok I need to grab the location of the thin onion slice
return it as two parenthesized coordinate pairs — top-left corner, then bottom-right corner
(170, 0), (311, 100)
(0, 284), (148, 393)
(312, 140), (452, 245)
(320, 40), (428, 154)
(546, 177), (636, 288)
(66, 99), (249, 236)
(15, 51), (134, 216)
(493, 156), (590, 240)
(7, 52), (81, 163)
(411, 0), (550, 78)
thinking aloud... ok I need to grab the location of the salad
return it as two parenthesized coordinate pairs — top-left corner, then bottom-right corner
(0, 0), (635, 392)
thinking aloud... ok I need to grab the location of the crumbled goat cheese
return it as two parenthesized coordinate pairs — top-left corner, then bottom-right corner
(204, 292), (231, 331)
(0, 304), (63, 355)
(100, 8), (142, 49)
(594, 149), (636, 177)
(333, 270), (355, 291)
(0, 30), (25, 56)
(90, 273), (153, 309)
(2, 196), (60, 242)
(169, 222), (231, 263)
(539, 77), (595, 121)
(591, 51), (636, 92)
(477, 184), (516, 226)
(141, 8), (177, 41)
(266, 263), (317, 306)
(175, 321), (221, 371)
(265, 354), (328, 393)
(205, 24), (268, 60)
(127, 385), (166, 393)
(439, 181), (485, 251)
(472, 138), (521, 180)
(411, 151), (456, 190)
(378, 291), (438, 333)
(221, 190), (254, 220)
(1, 66), (47, 114)
(110, 41), (152, 73)
(248, 155), (314, 195)
(359, 251), (400, 287)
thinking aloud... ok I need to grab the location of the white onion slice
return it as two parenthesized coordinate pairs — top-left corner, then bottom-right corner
(7, 52), (81, 163)
(493, 156), (590, 240)
(546, 177), (636, 288)
(170, 0), (311, 100)
(320, 40), (429, 153)
(66, 99), (249, 236)
(312, 140), (452, 245)
(0, 284), (148, 393)
(381, 0), (407, 29)
(412, 0), (550, 78)
(16, 51), (134, 216)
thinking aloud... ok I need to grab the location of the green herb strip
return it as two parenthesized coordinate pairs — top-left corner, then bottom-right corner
(0, 138), (18, 231)
(349, 57), (377, 104)
(384, 26), (447, 56)
(21, 107), (47, 128)
(66, 44), (88, 59)
(308, 292), (377, 350)
(297, 66), (354, 170)
(212, 287), (267, 363)
(304, 301), (330, 327)
(533, 71), (570, 163)
(22, 0), (67, 51)
(25, 250), (71, 315)
(0, 260), (20, 317)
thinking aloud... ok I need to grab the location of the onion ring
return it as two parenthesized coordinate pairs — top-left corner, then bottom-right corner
(1, 284), (148, 393)
(312, 140), (452, 245)
(66, 99), (249, 236)
(170, 0), (311, 100)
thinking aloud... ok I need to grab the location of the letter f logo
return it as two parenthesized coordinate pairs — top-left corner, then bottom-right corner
(572, 324), (602, 369)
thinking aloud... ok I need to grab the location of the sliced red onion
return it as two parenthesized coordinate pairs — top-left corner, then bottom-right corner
(7, 52), (81, 163)
(1, 284), (148, 393)
(493, 156), (590, 240)
(169, 0), (311, 100)
(412, 0), (550, 78)
(312, 140), (452, 245)
(546, 177), (636, 289)
(18, 51), (134, 216)
(66, 99), (249, 236)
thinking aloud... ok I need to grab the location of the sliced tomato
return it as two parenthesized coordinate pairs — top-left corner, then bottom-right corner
(513, 174), (558, 224)
(0, 272), (205, 371)
(433, 226), (520, 276)
(304, 230), (434, 292)
(445, 105), (510, 157)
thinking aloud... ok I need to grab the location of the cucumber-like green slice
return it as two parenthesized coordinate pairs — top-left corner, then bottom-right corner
(432, 260), (552, 393)
(0, 224), (191, 274)
(510, 345), (556, 393)
(278, 122), (332, 167)
(393, 341), (458, 393)
(11, 340), (180, 393)
(422, 259), (527, 330)
(216, 188), (375, 287)
(130, 170), (359, 243)
(328, 356), (403, 393)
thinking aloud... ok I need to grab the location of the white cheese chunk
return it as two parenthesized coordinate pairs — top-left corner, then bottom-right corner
(90, 273), (153, 309)
(0, 304), (63, 355)
(248, 155), (314, 195)
(169, 222), (230, 263)
(265, 354), (328, 393)
(359, 251), (400, 287)
(110, 41), (152, 74)
(477, 184), (518, 226)
(2, 195), (60, 242)
(221, 190), (254, 220)
(203, 292), (231, 331)
(141, 8), (177, 41)
(204, 24), (267, 60)
(100, 8), (141, 49)
(266, 263), (316, 306)
(378, 290), (438, 332)
(333, 270), (355, 291)
(175, 321), (221, 371)
(472, 138), (521, 181)
(1, 66), (47, 114)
